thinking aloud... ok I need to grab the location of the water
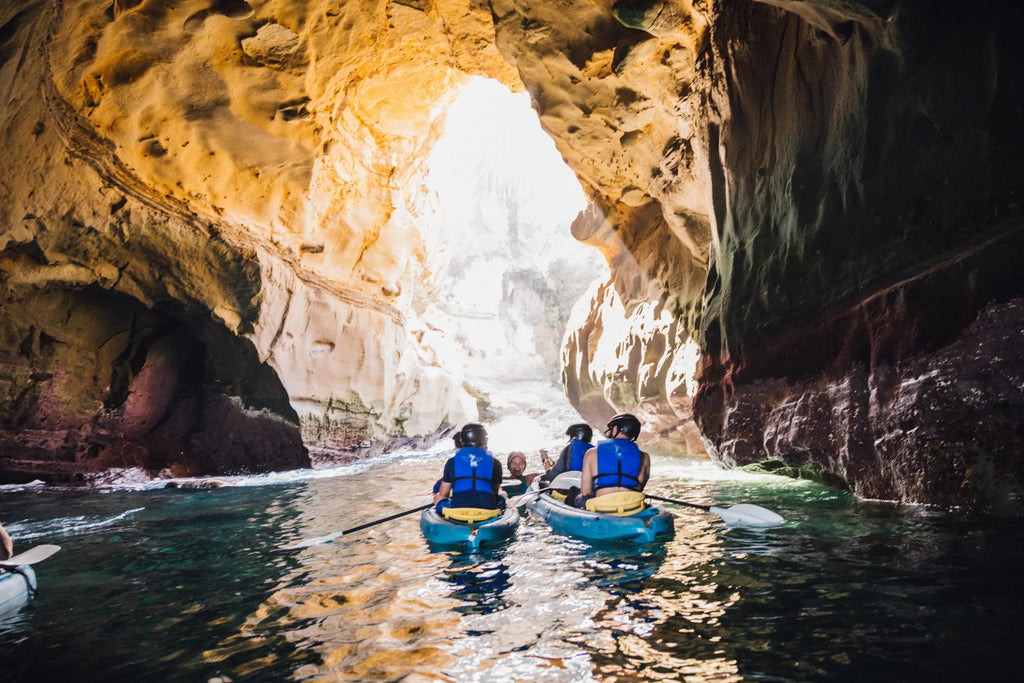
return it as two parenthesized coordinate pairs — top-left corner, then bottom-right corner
(2, 452), (1022, 682)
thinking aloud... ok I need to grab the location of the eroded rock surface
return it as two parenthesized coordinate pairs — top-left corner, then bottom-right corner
(2, 0), (1023, 510)
(1, 0), (515, 480)
(493, 0), (1024, 511)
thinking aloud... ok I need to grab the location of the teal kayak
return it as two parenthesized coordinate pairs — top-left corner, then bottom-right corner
(420, 507), (520, 548)
(0, 565), (36, 615)
(527, 489), (674, 544)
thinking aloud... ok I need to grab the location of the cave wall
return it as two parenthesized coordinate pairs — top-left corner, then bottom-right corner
(493, 0), (1024, 511)
(2, 0), (1022, 509)
(690, 0), (1024, 512)
(0, 0), (513, 479)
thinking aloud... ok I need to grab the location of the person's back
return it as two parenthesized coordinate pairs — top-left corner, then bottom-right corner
(450, 445), (501, 508)
(574, 414), (650, 508)
(434, 423), (504, 512)
(592, 437), (644, 495)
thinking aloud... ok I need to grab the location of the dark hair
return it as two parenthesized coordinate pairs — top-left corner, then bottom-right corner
(460, 422), (487, 448)
(605, 413), (641, 441)
(565, 423), (593, 442)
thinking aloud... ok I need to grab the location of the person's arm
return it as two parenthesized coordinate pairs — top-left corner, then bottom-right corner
(434, 459), (454, 505)
(544, 444), (572, 481)
(433, 481), (452, 505)
(579, 447), (597, 497)
(638, 450), (651, 490)
(0, 521), (12, 561)
(491, 460), (507, 499)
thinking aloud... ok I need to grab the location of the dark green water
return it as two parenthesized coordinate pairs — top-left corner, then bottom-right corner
(2, 452), (1022, 682)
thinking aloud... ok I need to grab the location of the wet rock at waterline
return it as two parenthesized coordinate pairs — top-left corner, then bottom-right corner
(1, 1), (1023, 512)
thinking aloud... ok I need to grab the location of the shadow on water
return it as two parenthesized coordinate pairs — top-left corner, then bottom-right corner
(438, 548), (514, 617)
(0, 484), (320, 682)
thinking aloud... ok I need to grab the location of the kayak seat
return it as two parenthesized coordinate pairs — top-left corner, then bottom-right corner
(585, 490), (647, 516)
(442, 507), (501, 522)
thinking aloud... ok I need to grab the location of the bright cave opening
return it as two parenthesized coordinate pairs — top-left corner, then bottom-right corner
(421, 78), (607, 453)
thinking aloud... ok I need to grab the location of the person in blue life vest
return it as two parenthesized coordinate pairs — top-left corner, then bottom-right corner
(542, 423), (594, 482)
(433, 423), (506, 513)
(571, 414), (651, 509)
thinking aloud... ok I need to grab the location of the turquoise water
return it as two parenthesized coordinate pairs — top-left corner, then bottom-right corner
(1, 452), (1021, 682)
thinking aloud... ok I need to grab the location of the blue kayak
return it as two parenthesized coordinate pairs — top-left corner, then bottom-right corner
(527, 490), (674, 544)
(420, 507), (520, 548)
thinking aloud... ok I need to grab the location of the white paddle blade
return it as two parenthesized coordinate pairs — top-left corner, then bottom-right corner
(284, 531), (345, 550)
(0, 544), (61, 567)
(710, 504), (785, 527)
(549, 471), (581, 490)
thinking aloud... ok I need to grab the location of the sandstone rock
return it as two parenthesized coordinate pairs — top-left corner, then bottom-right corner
(2, 0), (1023, 513)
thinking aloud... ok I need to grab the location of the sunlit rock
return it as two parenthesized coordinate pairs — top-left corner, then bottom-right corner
(2, 0), (1023, 512)
(0, 0), (516, 479)
(562, 276), (705, 455)
(493, 0), (1024, 511)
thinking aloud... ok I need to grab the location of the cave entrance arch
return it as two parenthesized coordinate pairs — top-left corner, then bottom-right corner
(420, 78), (606, 452)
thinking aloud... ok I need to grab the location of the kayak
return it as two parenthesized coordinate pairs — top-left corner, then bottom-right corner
(526, 485), (674, 544)
(0, 565), (36, 615)
(420, 507), (520, 548)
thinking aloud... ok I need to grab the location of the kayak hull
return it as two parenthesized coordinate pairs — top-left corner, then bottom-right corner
(420, 507), (520, 548)
(527, 490), (674, 544)
(0, 566), (36, 615)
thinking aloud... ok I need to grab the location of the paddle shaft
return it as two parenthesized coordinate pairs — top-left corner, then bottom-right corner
(507, 486), (555, 507)
(644, 493), (711, 512)
(341, 503), (433, 536)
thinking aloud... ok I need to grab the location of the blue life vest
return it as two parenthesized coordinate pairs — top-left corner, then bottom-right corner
(452, 447), (496, 495)
(593, 439), (641, 490)
(569, 440), (592, 471)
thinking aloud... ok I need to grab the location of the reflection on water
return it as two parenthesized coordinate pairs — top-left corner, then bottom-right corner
(2, 453), (1024, 681)
(441, 553), (514, 617)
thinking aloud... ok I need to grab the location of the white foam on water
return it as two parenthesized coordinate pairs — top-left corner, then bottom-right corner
(6, 507), (145, 541)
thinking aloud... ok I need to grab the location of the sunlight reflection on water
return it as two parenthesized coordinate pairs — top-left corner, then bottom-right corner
(197, 454), (779, 681)
(6, 451), (1023, 681)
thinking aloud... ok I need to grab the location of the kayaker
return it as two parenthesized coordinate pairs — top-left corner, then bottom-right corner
(433, 423), (506, 513)
(571, 413), (650, 508)
(0, 520), (12, 560)
(504, 451), (539, 495)
(542, 423), (594, 481)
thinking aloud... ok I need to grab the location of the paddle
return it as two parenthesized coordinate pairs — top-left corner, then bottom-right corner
(284, 503), (433, 549)
(0, 544), (61, 568)
(645, 494), (785, 527)
(506, 486), (554, 507)
(507, 471), (582, 507)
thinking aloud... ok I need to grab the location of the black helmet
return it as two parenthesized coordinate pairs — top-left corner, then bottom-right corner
(605, 413), (641, 441)
(452, 431), (463, 448)
(460, 422), (487, 448)
(565, 423), (592, 442)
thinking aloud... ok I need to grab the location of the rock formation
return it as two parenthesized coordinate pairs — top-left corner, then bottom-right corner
(0, 0), (516, 480)
(495, 0), (1024, 512)
(2, 0), (1022, 512)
